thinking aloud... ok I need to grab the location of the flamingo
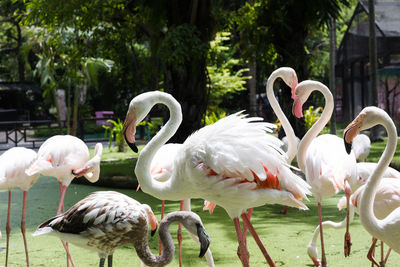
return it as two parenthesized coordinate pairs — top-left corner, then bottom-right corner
(292, 80), (357, 267)
(149, 143), (215, 266)
(25, 135), (103, 266)
(0, 147), (40, 267)
(26, 135), (103, 215)
(33, 191), (210, 267)
(343, 106), (400, 267)
(308, 175), (400, 266)
(123, 91), (311, 267)
(352, 134), (371, 162)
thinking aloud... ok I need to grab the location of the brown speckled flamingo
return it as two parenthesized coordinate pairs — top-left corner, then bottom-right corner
(33, 191), (210, 267)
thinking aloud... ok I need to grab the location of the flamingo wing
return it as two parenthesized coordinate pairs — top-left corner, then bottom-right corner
(176, 113), (311, 216)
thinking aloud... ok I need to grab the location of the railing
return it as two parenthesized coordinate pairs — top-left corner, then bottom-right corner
(0, 118), (146, 151)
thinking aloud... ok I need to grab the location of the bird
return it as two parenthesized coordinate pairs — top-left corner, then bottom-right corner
(25, 135), (103, 266)
(344, 106), (400, 267)
(123, 91), (311, 267)
(33, 191), (210, 267)
(149, 143), (215, 266)
(308, 175), (400, 267)
(292, 80), (357, 267)
(352, 134), (371, 162)
(26, 136), (103, 215)
(0, 147), (40, 267)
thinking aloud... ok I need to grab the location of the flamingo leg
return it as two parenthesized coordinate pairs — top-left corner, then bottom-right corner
(57, 183), (67, 215)
(178, 200), (184, 267)
(5, 190), (11, 267)
(108, 254), (113, 267)
(233, 217), (249, 267)
(241, 213), (276, 267)
(367, 238), (381, 267)
(159, 200), (165, 255)
(99, 257), (105, 267)
(380, 241), (384, 265)
(344, 181), (352, 257)
(384, 247), (391, 265)
(317, 202), (327, 267)
(21, 191), (30, 267)
(58, 183), (74, 267)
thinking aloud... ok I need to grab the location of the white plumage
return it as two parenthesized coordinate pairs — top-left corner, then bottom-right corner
(123, 91), (311, 266)
(351, 134), (371, 162)
(0, 147), (39, 266)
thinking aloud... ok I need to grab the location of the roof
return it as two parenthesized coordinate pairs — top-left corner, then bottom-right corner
(337, 1), (400, 64)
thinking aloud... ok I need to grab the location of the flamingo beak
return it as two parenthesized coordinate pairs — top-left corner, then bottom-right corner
(291, 78), (298, 100)
(151, 226), (158, 237)
(197, 224), (210, 258)
(343, 117), (362, 154)
(292, 96), (303, 118)
(123, 112), (138, 153)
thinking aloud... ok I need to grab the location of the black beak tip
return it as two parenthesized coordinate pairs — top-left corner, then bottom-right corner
(197, 227), (210, 258)
(343, 130), (352, 154)
(127, 141), (138, 153)
(151, 226), (157, 237)
(345, 141), (352, 155)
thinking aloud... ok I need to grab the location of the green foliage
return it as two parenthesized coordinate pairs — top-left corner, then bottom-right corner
(102, 119), (126, 152)
(202, 111), (226, 126)
(206, 32), (250, 112)
(304, 106), (323, 130)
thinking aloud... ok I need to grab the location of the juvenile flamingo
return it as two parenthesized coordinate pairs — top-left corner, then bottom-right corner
(292, 80), (357, 267)
(25, 135), (103, 266)
(33, 191), (210, 267)
(344, 106), (400, 267)
(123, 91), (311, 266)
(0, 147), (40, 267)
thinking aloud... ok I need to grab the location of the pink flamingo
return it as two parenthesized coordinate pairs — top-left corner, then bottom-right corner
(0, 147), (40, 267)
(149, 143), (215, 266)
(25, 135), (103, 266)
(33, 191), (210, 267)
(344, 106), (400, 267)
(123, 91), (311, 266)
(292, 80), (357, 267)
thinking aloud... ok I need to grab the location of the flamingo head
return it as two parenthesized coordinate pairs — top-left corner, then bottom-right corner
(278, 67), (298, 100)
(292, 80), (314, 118)
(344, 107), (376, 154)
(307, 243), (322, 267)
(123, 92), (160, 153)
(142, 204), (159, 236)
(173, 211), (210, 258)
(72, 143), (103, 183)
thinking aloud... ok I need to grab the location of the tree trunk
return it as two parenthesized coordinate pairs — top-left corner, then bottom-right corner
(248, 59), (257, 117)
(163, 0), (213, 143)
(329, 17), (337, 135)
(368, 0), (381, 141)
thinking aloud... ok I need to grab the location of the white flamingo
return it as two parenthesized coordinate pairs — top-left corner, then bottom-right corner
(292, 80), (357, 267)
(0, 147), (39, 267)
(149, 143), (215, 266)
(25, 135), (103, 266)
(352, 134), (371, 162)
(33, 191), (210, 267)
(123, 91), (311, 267)
(343, 106), (400, 267)
(308, 175), (400, 266)
(26, 135), (103, 214)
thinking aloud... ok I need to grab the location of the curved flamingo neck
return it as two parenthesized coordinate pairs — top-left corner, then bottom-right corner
(135, 93), (183, 200)
(134, 213), (185, 266)
(297, 84), (334, 172)
(266, 70), (297, 163)
(359, 110), (397, 235)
